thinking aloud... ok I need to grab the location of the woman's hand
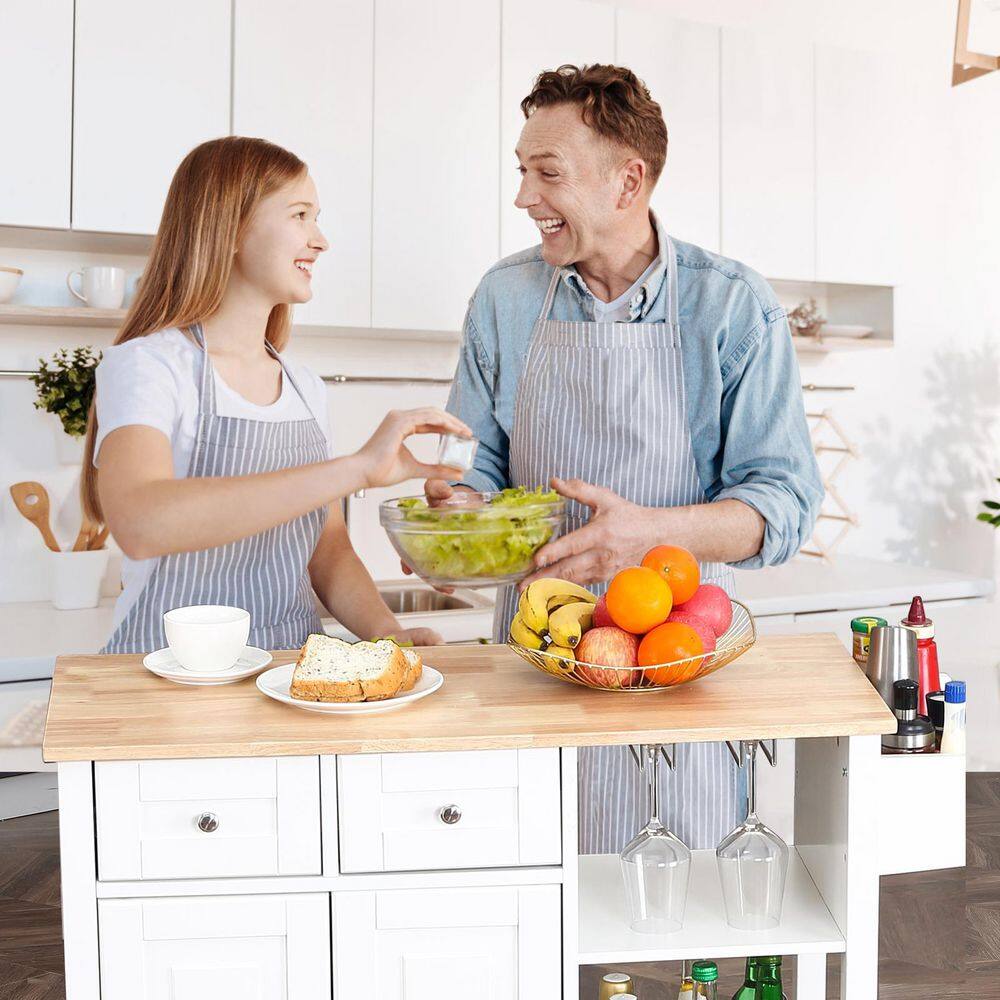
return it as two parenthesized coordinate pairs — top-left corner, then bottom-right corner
(354, 408), (473, 489)
(384, 626), (444, 646)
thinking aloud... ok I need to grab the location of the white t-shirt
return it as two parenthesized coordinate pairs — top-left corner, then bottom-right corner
(94, 327), (334, 630)
(589, 255), (662, 323)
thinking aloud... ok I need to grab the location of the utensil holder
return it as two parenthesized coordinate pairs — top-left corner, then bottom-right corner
(49, 548), (110, 610)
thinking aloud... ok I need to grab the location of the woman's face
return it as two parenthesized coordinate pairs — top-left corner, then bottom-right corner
(234, 171), (328, 305)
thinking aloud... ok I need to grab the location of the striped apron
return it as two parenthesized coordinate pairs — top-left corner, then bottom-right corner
(102, 323), (328, 655)
(494, 237), (741, 853)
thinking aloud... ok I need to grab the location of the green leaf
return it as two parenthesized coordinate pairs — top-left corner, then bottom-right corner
(983, 501), (1000, 510)
(978, 512), (1000, 524)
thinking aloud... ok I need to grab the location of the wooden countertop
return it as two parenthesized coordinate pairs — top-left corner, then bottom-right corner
(42, 635), (896, 762)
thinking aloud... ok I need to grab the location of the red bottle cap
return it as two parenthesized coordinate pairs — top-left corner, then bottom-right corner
(901, 595), (934, 638)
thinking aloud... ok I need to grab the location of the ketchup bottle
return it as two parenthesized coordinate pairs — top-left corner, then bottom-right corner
(900, 596), (941, 716)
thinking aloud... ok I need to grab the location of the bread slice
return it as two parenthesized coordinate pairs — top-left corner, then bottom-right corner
(398, 648), (423, 692)
(289, 634), (411, 703)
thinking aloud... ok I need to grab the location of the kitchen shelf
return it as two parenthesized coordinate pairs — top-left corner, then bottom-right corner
(0, 304), (126, 327)
(791, 335), (892, 354)
(576, 850), (845, 964)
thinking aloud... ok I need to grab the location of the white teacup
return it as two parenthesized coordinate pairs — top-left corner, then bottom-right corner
(67, 265), (126, 309)
(163, 605), (251, 673)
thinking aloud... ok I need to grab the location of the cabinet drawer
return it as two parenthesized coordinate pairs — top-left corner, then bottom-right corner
(95, 757), (321, 881)
(336, 749), (561, 873)
(876, 752), (966, 875)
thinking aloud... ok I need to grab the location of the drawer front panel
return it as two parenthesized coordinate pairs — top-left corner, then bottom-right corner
(336, 748), (561, 873)
(96, 756), (320, 881)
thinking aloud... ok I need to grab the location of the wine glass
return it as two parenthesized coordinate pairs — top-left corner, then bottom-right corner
(620, 744), (692, 933)
(716, 740), (788, 929)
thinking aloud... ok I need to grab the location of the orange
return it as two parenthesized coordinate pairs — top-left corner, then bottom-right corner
(641, 545), (700, 605)
(637, 622), (705, 685)
(605, 566), (673, 634)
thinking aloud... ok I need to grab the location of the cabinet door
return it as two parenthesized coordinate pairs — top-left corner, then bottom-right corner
(99, 893), (329, 999)
(233, 0), (373, 327)
(72, 0), (231, 234)
(616, 11), (721, 252)
(372, 0), (500, 331)
(499, 0), (615, 258)
(333, 884), (560, 999)
(0, 1), (73, 228)
(815, 44), (900, 286)
(720, 27), (814, 279)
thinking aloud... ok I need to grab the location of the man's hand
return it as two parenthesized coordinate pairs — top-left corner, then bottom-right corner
(399, 480), (478, 592)
(519, 477), (658, 589)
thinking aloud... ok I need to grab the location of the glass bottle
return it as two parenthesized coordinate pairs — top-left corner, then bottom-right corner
(691, 960), (718, 999)
(757, 957), (783, 1000)
(730, 957), (760, 1000)
(598, 972), (634, 1000)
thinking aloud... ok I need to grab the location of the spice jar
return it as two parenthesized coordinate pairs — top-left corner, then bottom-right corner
(851, 616), (887, 667)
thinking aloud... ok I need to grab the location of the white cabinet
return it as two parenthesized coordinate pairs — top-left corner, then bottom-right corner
(499, 0), (615, 258)
(95, 756), (321, 881)
(99, 893), (330, 999)
(720, 27), (815, 279)
(616, 11), (721, 253)
(815, 44), (900, 286)
(72, 0), (231, 234)
(233, 0), (374, 328)
(0, 1), (73, 229)
(333, 884), (561, 998)
(336, 749), (562, 873)
(372, 0), (501, 332)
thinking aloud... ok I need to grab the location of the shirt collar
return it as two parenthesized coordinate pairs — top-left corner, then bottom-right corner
(559, 211), (669, 321)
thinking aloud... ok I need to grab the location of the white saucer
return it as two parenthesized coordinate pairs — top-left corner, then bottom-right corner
(256, 663), (443, 714)
(143, 646), (273, 686)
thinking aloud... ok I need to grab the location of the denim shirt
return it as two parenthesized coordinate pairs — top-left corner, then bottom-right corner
(446, 217), (824, 569)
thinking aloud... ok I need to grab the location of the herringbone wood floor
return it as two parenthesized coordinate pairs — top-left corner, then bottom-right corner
(1, 775), (997, 998)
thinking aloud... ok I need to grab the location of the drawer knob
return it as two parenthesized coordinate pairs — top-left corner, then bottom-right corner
(196, 812), (220, 833)
(438, 804), (462, 825)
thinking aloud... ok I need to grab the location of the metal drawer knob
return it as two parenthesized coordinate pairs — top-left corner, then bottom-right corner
(196, 811), (219, 833)
(438, 804), (462, 825)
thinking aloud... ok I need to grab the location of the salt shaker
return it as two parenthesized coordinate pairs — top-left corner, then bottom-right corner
(437, 432), (478, 472)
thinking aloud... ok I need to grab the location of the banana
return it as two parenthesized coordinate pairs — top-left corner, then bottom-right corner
(520, 578), (596, 634)
(509, 612), (545, 650)
(547, 601), (595, 648)
(545, 643), (576, 660)
(544, 643), (577, 673)
(546, 593), (582, 614)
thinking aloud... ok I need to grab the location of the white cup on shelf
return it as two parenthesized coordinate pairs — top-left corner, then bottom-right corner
(49, 549), (111, 610)
(66, 266), (126, 309)
(163, 605), (251, 672)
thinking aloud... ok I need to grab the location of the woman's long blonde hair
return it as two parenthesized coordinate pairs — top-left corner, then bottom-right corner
(81, 136), (307, 522)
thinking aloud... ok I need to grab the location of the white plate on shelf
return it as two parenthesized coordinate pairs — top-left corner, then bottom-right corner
(256, 663), (444, 714)
(822, 324), (873, 338)
(142, 646), (272, 686)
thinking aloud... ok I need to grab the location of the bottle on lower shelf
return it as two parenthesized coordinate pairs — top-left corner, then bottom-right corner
(598, 972), (634, 999)
(691, 960), (718, 998)
(731, 956), (784, 1000)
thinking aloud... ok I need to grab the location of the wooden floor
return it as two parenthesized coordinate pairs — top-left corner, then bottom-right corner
(0, 774), (997, 998)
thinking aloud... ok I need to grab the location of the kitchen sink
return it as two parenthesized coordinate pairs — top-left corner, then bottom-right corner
(377, 588), (475, 613)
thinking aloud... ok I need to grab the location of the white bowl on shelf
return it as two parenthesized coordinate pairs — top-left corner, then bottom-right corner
(0, 267), (23, 304)
(822, 324), (873, 339)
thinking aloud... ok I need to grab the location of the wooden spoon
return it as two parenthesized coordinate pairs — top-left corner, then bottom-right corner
(88, 524), (110, 550)
(9, 482), (60, 552)
(72, 513), (98, 552)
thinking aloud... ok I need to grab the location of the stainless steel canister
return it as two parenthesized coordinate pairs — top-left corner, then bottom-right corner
(866, 624), (919, 708)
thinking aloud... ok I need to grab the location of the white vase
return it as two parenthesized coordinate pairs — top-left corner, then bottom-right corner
(49, 549), (110, 610)
(54, 428), (86, 465)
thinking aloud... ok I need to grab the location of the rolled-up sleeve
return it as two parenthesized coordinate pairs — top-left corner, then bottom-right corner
(712, 313), (824, 568)
(445, 308), (510, 492)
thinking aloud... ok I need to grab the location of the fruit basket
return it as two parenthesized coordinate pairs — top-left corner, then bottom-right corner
(508, 599), (757, 692)
(380, 488), (565, 588)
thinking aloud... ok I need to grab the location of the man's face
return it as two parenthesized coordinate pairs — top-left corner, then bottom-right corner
(514, 103), (624, 268)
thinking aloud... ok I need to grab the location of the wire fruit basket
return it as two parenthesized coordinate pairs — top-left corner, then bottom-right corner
(507, 599), (757, 692)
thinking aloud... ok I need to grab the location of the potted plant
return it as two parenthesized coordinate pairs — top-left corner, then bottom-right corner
(29, 346), (101, 464)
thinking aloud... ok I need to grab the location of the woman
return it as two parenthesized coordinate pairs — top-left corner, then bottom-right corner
(83, 136), (469, 655)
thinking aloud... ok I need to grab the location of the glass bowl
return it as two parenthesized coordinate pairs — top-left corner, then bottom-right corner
(380, 490), (566, 588)
(507, 599), (756, 691)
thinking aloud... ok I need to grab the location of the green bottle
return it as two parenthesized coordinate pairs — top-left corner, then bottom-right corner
(757, 957), (783, 1000)
(730, 957), (760, 1000)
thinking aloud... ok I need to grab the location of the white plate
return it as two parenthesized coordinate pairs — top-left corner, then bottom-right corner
(143, 646), (273, 685)
(256, 663), (444, 714)
(822, 324), (873, 338)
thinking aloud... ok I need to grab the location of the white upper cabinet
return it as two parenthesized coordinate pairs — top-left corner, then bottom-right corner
(500, 0), (615, 258)
(616, 10), (721, 253)
(372, 0), (501, 332)
(233, 0), (374, 327)
(0, 1), (73, 229)
(72, 0), (231, 234)
(815, 44), (900, 287)
(720, 27), (815, 280)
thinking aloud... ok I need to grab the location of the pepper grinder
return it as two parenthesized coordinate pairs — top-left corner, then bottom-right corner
(882, 679), (935, 754)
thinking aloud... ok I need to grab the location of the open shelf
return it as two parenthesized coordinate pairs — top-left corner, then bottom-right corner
(791, 335), (893, 354)
(0, 304), (126, 327)
(577, 849), (845, 965)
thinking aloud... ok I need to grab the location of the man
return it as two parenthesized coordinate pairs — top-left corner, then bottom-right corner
(429, 64), (823, 854)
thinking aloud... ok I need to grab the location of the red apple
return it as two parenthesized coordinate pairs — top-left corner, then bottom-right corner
(674, 584), (732, 637)
(593, 594), (615, 628)
(666, 611), (717, 653)
(575, 626), (640, 686)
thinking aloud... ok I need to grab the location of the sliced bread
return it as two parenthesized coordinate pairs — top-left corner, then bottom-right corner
(398, 647), (423, 692)
(290, 634), (411, 703)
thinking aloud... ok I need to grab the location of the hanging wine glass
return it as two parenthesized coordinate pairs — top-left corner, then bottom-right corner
(716, 740), (788, 930)
(620, 744), (691, 934)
